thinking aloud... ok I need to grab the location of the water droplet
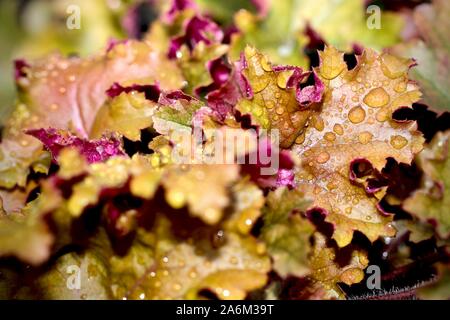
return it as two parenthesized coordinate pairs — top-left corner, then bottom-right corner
(345, 207), (352, 214)
(254, 105), (263, 117)
(175, 50), (183, 59)
(316, 151), (330, 164)
(295, 133), (305, 144)
(229, 256), (238, 265)
(327, 181), (338, 190)
(375, 109), (389, 122)
(277, 72), (290, 88)
(311, 115), (325, 131)
(333, 124), (344, 135)
(189, 269), (197, 278)
(394, 81), (406, 93)
(260, 55), (272, 71)
(365, 215), (372, 221)
(390, 135), (408, 149)
(358, 131), (373, 145)
(50, 103), (59, 111)
(139, 293), (146, 299)
(324, 132), (336, 142)
(266, 101), (275, 109)
(348, 106), (366, 124)
(363, 87), (390, 108)
(173, 283), (182, 291)
(275, 106), (284, 115)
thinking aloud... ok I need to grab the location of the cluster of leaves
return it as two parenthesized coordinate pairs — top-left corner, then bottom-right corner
(0, 0), (449, 300)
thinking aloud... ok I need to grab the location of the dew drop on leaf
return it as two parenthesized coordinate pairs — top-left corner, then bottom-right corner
(363, 87), (390, 108)
(348, 106), (366, 124)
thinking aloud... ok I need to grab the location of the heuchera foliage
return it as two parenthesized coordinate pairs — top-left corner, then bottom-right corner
(0, 0), (449, 300)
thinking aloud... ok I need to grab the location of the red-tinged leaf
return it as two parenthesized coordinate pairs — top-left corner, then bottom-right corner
(235, 46), (323, 148)
(292, 46), (424, 247)
(0, 40), (184, 188)
(26, 128), (125, 164)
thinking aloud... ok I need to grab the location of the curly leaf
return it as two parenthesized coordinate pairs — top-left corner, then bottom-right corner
(119, 219), (270, 300)
(162, 164), (239, 224)
(0, 40), (183, 188)
(261, 187), (314, 278)
(27, 128), (125, 164)
(91, 84), (161, 141)
(292, 46), (424, 247)
(0, 197), (58, 265)
(236, 46), (322, 148)
(404, 131), (450, 239)
(308, 233), (369, 299)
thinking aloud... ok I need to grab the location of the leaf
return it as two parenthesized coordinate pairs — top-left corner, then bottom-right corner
(0, 40), (184, 188)
(0, 197), (57, 265)
(391, 0), (450, 110)
(152, 92), (203, 136)
(261, 187), (314, 278)
(55, 151), (160, 218)
(26, 128), (125, 164)
(403, 130), (450, 239)
(91, 84), (161, 141)
(308, 233), (369, 299)
(292, 46), (424, 247)
(36, 250), (113, 300)
(119, 217), (270, 300)
(236, 46), (323, 148)
(225, 180), (265, 235)
(162, 164), (240, 224)
(177, 43), (229, 95)
(153, 3), (230, 95)
(393, 219), (435, 244)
